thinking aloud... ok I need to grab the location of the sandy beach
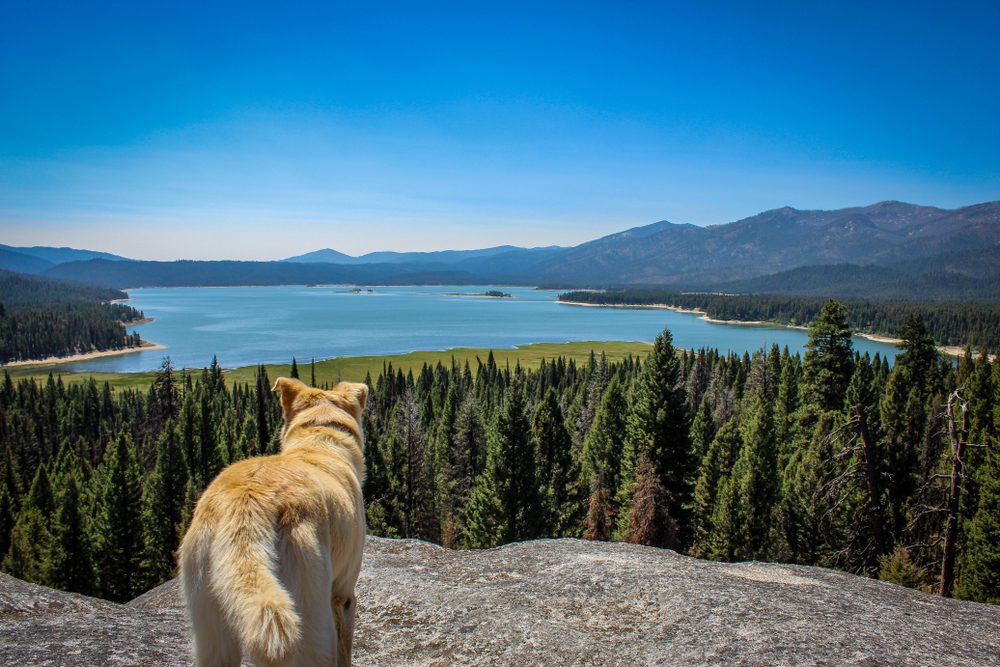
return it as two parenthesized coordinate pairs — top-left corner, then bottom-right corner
(559, 300), (769, 325)
(2, 340), (166, 368)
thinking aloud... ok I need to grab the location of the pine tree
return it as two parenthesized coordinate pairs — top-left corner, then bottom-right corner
(617, 329), (692, 542)
(691, 419), (741, 554)
(449, 392), (486, 543)
(464, 388), (542, 548)
(25, 464), (55, 520)
(957, 354), (996, 586)
(773, 354), (800, 470)
(626, 454), (678, 549)
(803, 300), (854, 412)
(254, 365), (278, 455)
(879, 367), (924, 540)
(141, 420), (190, 587)
(689, 395), (716, 466)
(706, 475), (739, 562)
(180, 394), (201, 486)
(2, 507), (49, 584)
(895, 315), (941, 399)
(957, 399), (1000, 602)
(3, 455), (54, 585)
(149, 357), (180, 431)
(46, 468), (95, 594)
(879, 545), (929, 591)
(582, 378), (627, 499)
(845, 353), (877, 415)
(532, 388), (578, 536)
(290, 357), (300, 380)
(92, 432), (145, 602)
(430, 385), (458, 538)
(583, 475), (614, 541)
(0, 480), (14, 559)
(728, 389), (778, 560)
(0, 444), (22, 512)
(198, 389), (223, 486)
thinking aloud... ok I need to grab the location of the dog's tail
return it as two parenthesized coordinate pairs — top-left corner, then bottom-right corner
(210, 494), (301, 664)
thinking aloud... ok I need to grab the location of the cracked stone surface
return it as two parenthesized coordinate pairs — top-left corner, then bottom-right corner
(2, 537), (999, 665)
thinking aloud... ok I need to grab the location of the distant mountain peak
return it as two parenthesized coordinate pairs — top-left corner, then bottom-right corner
(282, 248), (357, 264)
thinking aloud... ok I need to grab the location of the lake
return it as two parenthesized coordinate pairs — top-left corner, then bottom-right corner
(58, 285), (900, 372)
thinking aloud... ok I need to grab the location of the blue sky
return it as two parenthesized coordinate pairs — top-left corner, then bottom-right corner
(1, 1), (998, 260)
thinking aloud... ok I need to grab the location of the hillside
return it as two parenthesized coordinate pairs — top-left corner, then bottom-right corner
(31, 200), (1000, 298)
(536, 200), (1000, 287)
(283, 245), (563, 266)
(0, 245), (127, 274)
(1, 537), (997, 665)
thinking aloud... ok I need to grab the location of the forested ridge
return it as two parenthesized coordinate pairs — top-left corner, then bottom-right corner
(560, 289), (1000, 350)
(0, 302), (997, 606)
(0, 270), (144, 364)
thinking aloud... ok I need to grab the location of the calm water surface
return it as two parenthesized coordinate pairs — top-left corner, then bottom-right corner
(58, 285), (900, 372)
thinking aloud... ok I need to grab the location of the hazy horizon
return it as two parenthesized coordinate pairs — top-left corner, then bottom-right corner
(3, 197), (999, 262)
(2, 2), (998, 260)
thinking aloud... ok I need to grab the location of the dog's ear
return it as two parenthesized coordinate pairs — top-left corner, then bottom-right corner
(272, 376), (308, 421)
(351, 383), (369, 412)
(332, 382), (368, 413)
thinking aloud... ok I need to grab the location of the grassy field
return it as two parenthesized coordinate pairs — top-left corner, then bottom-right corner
(2, 341), (653, 390)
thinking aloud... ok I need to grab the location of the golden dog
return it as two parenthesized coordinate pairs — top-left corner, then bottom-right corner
(178, 377), (368, 667)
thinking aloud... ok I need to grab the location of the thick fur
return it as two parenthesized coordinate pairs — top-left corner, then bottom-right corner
(178, 378), (368, 667)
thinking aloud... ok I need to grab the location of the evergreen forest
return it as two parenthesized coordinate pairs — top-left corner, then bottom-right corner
(559, 290), (1000, 350)
(0, 302), (998, 606)
(0, 270), (143, 364)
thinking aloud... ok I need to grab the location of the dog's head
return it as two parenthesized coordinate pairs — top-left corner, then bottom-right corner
(271, 376), (369, 436)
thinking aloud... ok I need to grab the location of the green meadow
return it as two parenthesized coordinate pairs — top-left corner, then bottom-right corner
(3, 340), (653, 390)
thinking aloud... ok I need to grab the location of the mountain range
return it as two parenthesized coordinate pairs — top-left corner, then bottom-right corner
(5, 201), (999, 298)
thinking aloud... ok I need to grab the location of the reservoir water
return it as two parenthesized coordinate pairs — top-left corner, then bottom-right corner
(59, 285), (900, 372)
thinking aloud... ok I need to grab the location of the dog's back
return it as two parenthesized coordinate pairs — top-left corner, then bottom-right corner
(179, 379), (368, 667)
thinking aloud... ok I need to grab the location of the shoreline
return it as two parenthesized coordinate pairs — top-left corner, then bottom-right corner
(558, 300), (981, 358)
(2, 340), (167, 368)
(558, 300), (772, 326)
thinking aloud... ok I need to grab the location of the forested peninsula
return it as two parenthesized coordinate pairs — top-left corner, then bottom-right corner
(1, 303), (997, 606)
(559, 290), (1000, 351)
(0, 270), (144, 365)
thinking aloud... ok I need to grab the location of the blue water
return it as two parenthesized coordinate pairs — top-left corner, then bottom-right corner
(57, 285), (899, 372)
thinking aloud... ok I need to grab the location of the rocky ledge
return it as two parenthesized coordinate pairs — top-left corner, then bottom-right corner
(1, 537), (998, 665)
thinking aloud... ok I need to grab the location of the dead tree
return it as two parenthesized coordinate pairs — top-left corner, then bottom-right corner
(939, 390), (969, 598)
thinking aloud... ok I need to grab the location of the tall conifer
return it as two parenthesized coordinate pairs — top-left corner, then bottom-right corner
(617, 329), (691, 541)
(46, 468), (95, 594)
(464, 388), (542, 548)
(92, 432), (144, 602)
(142, 420), (189, 587)
(803, 300), (854, 412)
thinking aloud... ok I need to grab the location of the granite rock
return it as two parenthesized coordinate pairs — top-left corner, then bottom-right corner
(1, 537), (998, 666)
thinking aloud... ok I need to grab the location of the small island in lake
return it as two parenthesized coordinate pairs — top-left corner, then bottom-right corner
(446, 290), (512, 298)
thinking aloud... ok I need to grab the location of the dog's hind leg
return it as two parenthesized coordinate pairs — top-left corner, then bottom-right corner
(278, 524), (336, 667)
(332, 593), (357, 667)
(188, 585), (241, 667)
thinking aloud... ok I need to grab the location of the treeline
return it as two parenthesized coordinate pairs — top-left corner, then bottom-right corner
(710, 260), (1000, 301)
(0, 270), (143, 363)
(559, 290), (1000, 350)
(1, 306), (998, 606)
